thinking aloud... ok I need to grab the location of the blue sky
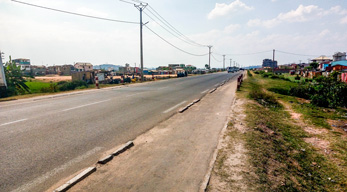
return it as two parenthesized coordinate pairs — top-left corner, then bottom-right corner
(1, 0), (347, 68)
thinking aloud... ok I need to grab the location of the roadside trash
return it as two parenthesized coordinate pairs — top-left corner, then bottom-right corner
(300, 148), (306, 152)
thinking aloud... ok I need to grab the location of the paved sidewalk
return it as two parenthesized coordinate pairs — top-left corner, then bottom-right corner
(64, 78), (237, 192)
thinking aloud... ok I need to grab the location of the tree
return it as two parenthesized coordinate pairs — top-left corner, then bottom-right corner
(205, 64), (210, 70)
(4, 56), (30, 96)
(310, 62), (319, 70)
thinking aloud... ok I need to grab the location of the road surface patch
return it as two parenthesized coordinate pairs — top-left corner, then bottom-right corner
(54, 167), (96, 192)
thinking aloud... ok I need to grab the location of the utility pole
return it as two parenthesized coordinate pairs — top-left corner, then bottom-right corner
(208, 45), (212, 69)
(230, 59), (232, 67)
(272, 49), (275, 73)
(135, 2), (148, 82)
(223, 55), (226, 70)
(0, 51), (7, 88)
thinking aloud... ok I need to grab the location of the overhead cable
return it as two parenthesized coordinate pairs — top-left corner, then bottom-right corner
(214, 50), (272, 56)
(144, 25), (208, 57)
(147, 5), (207, 47)
(276, 50), (321, 57)
(143, 11), (206, 48)
(211, 53), (222, 62)
(11, 0), (139, 24)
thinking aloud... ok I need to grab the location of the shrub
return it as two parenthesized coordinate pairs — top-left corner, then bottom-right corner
(247, 70), (253, 77)
(58, 81), (88, 91)
(249, 89), (281, 109)
(290, 73), (347, 108)
(294, 75), (301, 80)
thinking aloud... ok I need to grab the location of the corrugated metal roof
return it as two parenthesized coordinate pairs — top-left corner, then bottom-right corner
(332, 60), (347, 66)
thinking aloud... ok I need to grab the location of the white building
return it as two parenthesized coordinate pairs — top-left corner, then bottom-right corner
(74, 62), (93, 72)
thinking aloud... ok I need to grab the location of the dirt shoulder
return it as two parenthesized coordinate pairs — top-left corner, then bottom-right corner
(207, 97), (258, 192)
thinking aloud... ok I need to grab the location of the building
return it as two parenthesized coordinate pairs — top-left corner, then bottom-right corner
(31, 65), (46, 76)
(58, 65), (74, 75)
(312, 56), (332, 63)
(74, 62), (93, 72)
(331, 60), (347, 71)
(13, 58), (31, 74)
(333, 52), (346, 61)
(262, 59), (278, 68)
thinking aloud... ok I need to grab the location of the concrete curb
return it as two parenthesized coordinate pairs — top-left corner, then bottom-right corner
(179, 98), (202, 113)
(97, 155), (113, 164)
(112, 141), (134, 156)
(209, 88), (217, 94)
(178, 106), (189, 113)
(54, 167), (96, 192)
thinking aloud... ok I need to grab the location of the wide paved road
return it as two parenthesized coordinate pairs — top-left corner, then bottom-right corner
(0, 72), (239, 192)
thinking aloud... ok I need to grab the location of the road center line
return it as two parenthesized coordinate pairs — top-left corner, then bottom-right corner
(62, 99), (111, 112)
(163, 101), (187, 114)
(201, 89), (210, 94)
(0, 119), (28, 127)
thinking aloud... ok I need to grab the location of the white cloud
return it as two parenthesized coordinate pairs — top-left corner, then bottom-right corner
(319, 29), (330, 37)
(223, 24), (241, 33)
(341, 16), (347, 24)
(207, 0), (253, 20)
(248, 4), (322, 28)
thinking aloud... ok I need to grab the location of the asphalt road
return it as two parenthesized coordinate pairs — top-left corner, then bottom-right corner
(0, 72), (240, 192)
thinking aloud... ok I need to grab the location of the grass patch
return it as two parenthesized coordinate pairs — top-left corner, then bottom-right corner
(238, 74), (347, 191)
(25, 81), (55, 93)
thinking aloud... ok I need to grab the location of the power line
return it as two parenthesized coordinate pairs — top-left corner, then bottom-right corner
(143, 10), (206, 48)
(214, 50), (272, 56)
(147, 5), (207, 47)
(211, 53), (222, 62)
(11, 0), (139, 24)
(144, 25), (208, 57)
(276, 50), (321, 57)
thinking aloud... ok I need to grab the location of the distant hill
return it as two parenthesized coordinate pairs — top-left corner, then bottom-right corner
(94, 64), (121, 71)
(244, 65), (262, 69)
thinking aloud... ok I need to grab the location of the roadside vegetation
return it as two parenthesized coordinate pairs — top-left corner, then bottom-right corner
(233, 71), (347, 191)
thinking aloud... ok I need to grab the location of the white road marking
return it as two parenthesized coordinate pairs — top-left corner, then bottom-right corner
(201, 89), (210, 94)
(62, 99), (111, 112)
(158, 86), (169, 90)
(0, 119), (28, 127)
(11, 147), (102, 192)
(163, 101), (187, 114)
(128, 93), (142, 97)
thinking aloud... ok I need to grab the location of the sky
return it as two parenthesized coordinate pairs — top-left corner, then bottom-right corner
(1, 0), (347, 68)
